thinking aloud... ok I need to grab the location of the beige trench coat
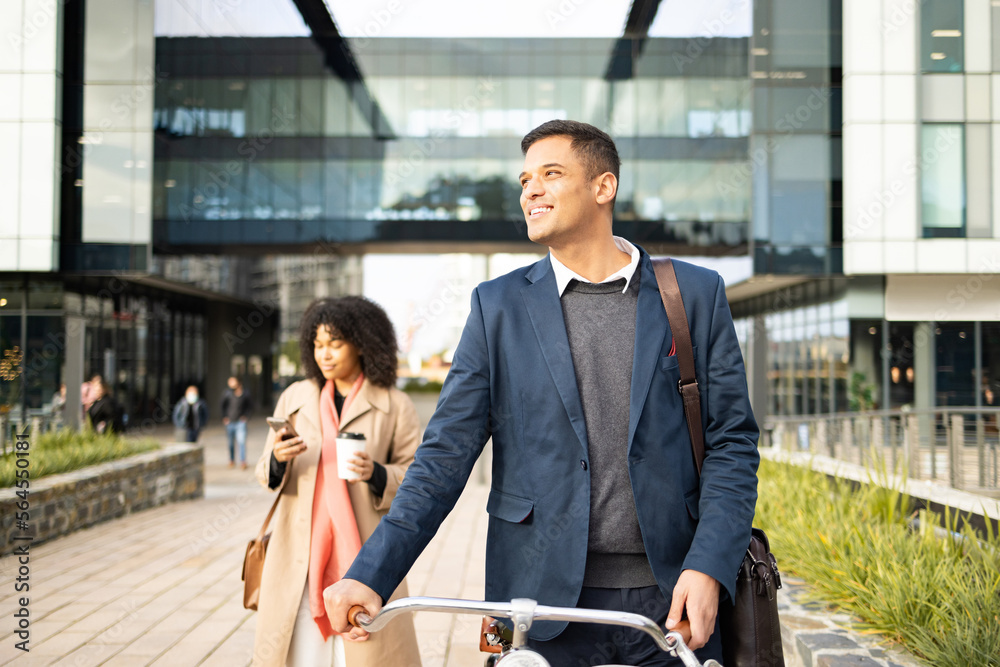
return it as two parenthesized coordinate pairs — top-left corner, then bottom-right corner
(251, 378), (422, 667)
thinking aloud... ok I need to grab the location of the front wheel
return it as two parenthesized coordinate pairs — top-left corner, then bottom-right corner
(495, 649), (551, 666)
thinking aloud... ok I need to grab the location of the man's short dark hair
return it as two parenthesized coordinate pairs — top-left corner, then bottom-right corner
(521, 120), (621, 182)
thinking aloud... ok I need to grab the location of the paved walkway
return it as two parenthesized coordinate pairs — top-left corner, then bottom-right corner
(0, 418), (489, 666)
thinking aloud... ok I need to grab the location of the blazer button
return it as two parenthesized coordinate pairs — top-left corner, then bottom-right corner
(580, 460), (588, 471)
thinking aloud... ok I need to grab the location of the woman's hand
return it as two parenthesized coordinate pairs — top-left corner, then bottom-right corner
(346, 450), (374, 483)
(272, 428), (307, 462)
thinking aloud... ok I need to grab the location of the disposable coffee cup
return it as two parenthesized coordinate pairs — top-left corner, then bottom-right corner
(336, 432), (367, 480)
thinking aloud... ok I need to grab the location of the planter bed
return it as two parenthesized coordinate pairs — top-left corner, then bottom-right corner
(0, 443), (203, 556)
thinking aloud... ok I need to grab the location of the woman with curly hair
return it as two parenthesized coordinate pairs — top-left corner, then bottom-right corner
(252, 296), (422, 667)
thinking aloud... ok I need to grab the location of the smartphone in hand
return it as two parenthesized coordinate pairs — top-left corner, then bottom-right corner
(266, 417), (298, 439)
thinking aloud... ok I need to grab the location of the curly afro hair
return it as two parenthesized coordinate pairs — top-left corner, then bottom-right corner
(299, 296), (399, 389)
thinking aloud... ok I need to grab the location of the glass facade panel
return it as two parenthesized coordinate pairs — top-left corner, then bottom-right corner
(921, 124), (965, 237)
(936, 323), (976, 406)
(922, 0), (964, 72)
(983, 324), (1000, 407)
(888, 323), (916, 409)
(771, 0), (832, 69)
(323, 78), (351, 136)
(761, 298), (856, 416)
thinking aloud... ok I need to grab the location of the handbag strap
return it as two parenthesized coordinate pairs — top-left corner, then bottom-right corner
(257, 488), (282, 541)
(256, 413), (296, 540)
(651, 258), (706, 476)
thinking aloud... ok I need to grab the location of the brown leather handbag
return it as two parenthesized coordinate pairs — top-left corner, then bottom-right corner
(242, 490), (281, 611)
(652, 258), (785, 667)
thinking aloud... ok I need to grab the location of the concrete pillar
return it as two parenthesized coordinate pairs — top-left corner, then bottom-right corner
(913, 322), (936, 411)
(63, 316), (86, 430)
(913, 321), (936, 470)
(950, 414), (964, 489)
(904, 414), (920, 478)
(750, 314), (769, 424)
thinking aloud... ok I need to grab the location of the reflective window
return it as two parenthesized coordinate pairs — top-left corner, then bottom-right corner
(983, 324), (1000, 408)
(921, 124), (965, 237)
(922, 0), (964, 72)
(765, 298), (851, 416)
(936, 324), (976, 406)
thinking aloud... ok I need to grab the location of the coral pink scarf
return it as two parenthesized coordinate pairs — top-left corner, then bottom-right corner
(308, 374), (365, 639)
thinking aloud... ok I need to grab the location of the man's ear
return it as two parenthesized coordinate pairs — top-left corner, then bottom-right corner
(594, 172), (618, 205)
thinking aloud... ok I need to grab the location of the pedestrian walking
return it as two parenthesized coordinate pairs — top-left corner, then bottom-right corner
(251, 296), (422, 667)
(221, 376), (253, 469)
(173, 385), (209, 443)
(87, 380), (123, 434)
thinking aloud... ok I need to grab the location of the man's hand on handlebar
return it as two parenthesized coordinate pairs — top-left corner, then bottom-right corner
(323, 578), (382, 642)
(666, 569), (720, 651)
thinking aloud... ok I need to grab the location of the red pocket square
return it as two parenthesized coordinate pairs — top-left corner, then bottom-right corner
(668, 338), (676, 357)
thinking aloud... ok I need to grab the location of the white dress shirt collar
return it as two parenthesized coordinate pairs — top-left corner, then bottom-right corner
(549, 236), (641, 297)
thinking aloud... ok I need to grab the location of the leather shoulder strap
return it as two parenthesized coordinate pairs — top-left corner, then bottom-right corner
(651, 258), (706, 476)
(256, 411), (297, 539)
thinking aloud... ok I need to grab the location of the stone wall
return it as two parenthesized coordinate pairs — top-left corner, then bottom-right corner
(0, 444), (203, 555)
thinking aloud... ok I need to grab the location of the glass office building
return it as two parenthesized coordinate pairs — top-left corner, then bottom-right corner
(730, 0), (1000, 419)
(151, 32), (752, 254)
(5, 0), (999, 426)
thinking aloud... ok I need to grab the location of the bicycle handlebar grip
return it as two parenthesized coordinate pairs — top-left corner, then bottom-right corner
(348, 605), (371, 628)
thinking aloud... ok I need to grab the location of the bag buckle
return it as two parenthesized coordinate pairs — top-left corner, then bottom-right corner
(677, 378), (698, 394)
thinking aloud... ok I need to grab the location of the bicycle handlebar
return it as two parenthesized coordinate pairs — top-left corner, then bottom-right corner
(347, 596), (709, 663)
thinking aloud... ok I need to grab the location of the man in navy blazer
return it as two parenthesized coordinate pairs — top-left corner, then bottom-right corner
(325, 120), (759, 664)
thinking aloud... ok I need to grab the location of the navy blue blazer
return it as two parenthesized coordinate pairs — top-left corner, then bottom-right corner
(346, 248), (759, 640)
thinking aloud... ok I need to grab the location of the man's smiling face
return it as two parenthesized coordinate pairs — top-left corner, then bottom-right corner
(519, 135), (601, 247)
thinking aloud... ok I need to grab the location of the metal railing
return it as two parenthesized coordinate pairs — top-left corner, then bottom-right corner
(0, 410), (65, 455)
(764, 408), (1000, 495)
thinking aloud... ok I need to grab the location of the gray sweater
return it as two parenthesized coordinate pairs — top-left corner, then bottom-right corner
(560, 275), (657, 588)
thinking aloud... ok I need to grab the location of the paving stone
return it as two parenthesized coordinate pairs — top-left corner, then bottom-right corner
(797, 632), (862, 666)
(816, 656), (883, 667)
(780, 614), (829, 631)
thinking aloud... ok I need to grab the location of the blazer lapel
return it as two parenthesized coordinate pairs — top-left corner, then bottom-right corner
(628, 252), (671, 450)
(520, 258), (589, 453)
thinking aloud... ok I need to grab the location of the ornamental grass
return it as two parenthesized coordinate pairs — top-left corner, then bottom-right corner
(0, 428), (159, 488)
(755, 458), (1000, 667)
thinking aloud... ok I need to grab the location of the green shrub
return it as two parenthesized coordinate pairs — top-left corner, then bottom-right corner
(400, 378), (444, 393)
(0, 428), (159, 488)
(756, 458), (1000, 667)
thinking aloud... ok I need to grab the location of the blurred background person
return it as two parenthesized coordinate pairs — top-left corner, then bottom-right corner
(81, 372), (102, 421)
(87, 380), (122, 434)
(251, 296), (421, 667)
(173, 385), (209, 443)
(50, 382), (67, 427)
(221, 376), (254, 469)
